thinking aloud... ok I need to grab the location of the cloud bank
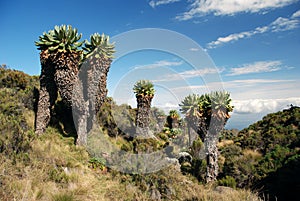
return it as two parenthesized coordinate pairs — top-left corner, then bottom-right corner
(207, 9), (300, 49)
(227, 60), (284, 76)
(233, 97), (300, 114)
(176, 0), (298, 20)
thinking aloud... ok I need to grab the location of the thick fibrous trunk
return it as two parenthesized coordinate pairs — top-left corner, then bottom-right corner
(171, 118), (179, 129)
(136, 95), (153, 137)
(35, 50), (57, 135)
(186, 116), (205, 142)
(50, 51), (90, 146)
(35, 50), (89, 146)
(205, 134), (219, 183)
(52, 51), (80, 107)
(72, 80), (88, 146)
(204, 113), (227, 183)
(35, 48), (112, 146)
(51, 51), (89, 146)
(85, 56), (112, 131)
(168, 117), (179, 129)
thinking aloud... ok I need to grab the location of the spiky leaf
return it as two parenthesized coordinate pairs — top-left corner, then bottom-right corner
(35, 24), (83, 53)
(133, 80), (155, 97)
(83, 33), (115, 59)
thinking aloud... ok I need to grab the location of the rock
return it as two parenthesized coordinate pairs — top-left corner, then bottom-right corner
(214, 186), (234, 193)
(165, 157), (181, 171)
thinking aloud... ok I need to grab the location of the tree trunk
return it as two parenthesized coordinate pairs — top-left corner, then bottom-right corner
(136, 95), (153, 138)
(72, 80), (88, 146)
(35, 50), (57, 135)
(171, 117), (179, 129)
(205, 134), (219, 183)
(188, 126), (191, 146)
(52, 51), (80, 107)
(204, 113), (227, 183)
(51, 51), (89, 146)
(85, 56), (112, 131)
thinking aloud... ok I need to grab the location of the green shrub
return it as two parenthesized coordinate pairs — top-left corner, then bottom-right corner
(88, 157), (106, 170)
(0, 89), (33, 159)
(218, 176), (237, 188)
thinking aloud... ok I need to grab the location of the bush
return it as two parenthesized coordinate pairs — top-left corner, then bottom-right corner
(88, 157), (106, 170)
(0, 89), (33, 159)
(218, 176), (237, 188)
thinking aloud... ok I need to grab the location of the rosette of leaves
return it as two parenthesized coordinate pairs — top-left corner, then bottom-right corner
(82, 33), (115, 59)
(35, 25), (83, 52)
(133, 80), (155, 98)
(209, 91), (234, 119)
(180, 94), (202, 119)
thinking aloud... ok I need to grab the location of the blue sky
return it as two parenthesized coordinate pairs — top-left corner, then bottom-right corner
(1, 0), (300, 129)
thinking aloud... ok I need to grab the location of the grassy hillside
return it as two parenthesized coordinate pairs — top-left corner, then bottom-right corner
(0, 66), (272, 200)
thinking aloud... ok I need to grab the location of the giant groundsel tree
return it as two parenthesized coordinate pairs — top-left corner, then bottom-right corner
(35, 25), (114, 146)
(35, 25), (84, 135)
(133, 80), (155, 137)
(180, 91), (233, 183)
(82, 33), (115, 129)
(180, 94), (203, 145)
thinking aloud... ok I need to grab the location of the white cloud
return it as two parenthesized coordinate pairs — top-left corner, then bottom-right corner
(270, 17), (299, 32)
(233, 97), (300, 114)
(176, 0), (297, 20)
(149, 0), (181, 8)
(179, 68), (224, 78)
(154, 102), (180, 113)
(207, 26), (268, 48)
(227, 61), (283, 76)
(133, 60), (183, 70)
(154, 67), (223, 82)
(229, 79), (292, 84)
(292, 9), (300, 18)
(207, 10), (300, 49)
(171, 78), (295, 94)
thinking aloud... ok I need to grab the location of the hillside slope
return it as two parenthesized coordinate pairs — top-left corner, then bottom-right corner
(0, 66), (262, 200)
(233, 106), (300, 201)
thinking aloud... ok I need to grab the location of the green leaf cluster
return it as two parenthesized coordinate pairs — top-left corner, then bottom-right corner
(133, 80), (155, 97)
(35, 25), (115, 62)
(83, 33), (115, 59)
(180, 91), (233, 119)
(179, 94), (202, 118)
(35, 25), (83, 52)
(169, 110), (180, 119)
